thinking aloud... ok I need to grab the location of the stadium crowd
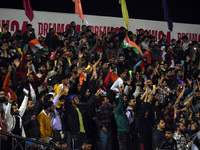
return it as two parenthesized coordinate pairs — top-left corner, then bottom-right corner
(0, 21), (200, 150)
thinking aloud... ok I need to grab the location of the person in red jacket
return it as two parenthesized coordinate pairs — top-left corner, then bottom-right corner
(143, 48), (152, 65)
(3, 65), (17, 103)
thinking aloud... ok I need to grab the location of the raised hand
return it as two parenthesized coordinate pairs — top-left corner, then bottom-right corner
(99, 52), (103, 60)
(46, 61), (51, 70)
(31, 115), (36, 121)
(27, 66), (32, 76)
(109, 66), (113, 73)
(95, 89), (102, 97)
(186, 78), (192, 86)
(82, 71), (87, 78)
(78, 51), (83, 59)
(7, 95), (13, 104)
(58, 86), (64, 95)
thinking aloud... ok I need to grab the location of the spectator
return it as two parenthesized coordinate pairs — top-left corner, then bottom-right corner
(22, 99), (40, 149)
(33, 90), (48, 116)
(0, 97), (8, 150)
(141, 36), (149, 50)
(37, 100), (54, 143)
(50, 86), (66, 143)
(159, 34), (169, 46)
(44, 28), (58, 51)
(116, 26), (126, 43)
(157, 126), (177, 150)
(36, 62), (49, 93)
(22, 98), (40, 138)
(114, 86), (130, 150)
(182, 35), (192, 51)
(94, 96), (113, 150)
(64, 88), (101, 149)
(126, 96), (139, 150)
(171, 39), (177, 48)
(3, 65), (17, 103)
(0, 24), (11, 43)
(22, 24), (35, 44)
(5, 94), (28, 137)
(18, 63), (49, 104)
(152, 118), (166, 150)
(104, 41), (116, 62)
(66, 21), (79, 42)
(173, 122), (191, 150)
(138, 88), (153, 150)
(111, 69), (126, 98)
(143, 46), (152, 65)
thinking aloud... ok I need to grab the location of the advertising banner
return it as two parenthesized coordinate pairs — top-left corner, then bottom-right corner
(1, 8), (200, 44)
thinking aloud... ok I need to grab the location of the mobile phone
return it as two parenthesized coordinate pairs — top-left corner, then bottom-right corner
(25, 44), (29, 51)
(7, 92), (11, 97)
(23, 88), (29, 95)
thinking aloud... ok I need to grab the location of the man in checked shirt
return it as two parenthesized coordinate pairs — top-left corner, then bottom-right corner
(173, 122), (192, 150)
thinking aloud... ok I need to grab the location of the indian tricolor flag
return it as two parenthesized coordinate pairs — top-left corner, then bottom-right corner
(28, 38), (49, 57)
(121, 35), (143, 55)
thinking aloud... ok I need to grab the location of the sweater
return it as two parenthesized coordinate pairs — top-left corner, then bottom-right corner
(114, 95), (130, 133)
(37, 110), (53, 143)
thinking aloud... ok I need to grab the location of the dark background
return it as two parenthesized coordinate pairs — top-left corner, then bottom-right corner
(1, 0), (199, 24)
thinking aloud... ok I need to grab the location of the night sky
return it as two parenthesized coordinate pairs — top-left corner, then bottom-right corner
(1, 0), (199, 24)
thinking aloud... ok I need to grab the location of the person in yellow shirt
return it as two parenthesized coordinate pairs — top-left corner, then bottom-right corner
(37, 100), (54, 143)
(54, 75), (70, 108)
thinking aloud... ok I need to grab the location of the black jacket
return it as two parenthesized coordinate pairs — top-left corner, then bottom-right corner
(157, 138), (177, 150)
(22, 109), (40, 138)
(63, 94), (97, 135)
(137, 102), (153, 143)
(33, 99), (44, 116)
(152, 129), (165, 150)
(44, 33), (59, 50)
(22, 31), (36, 44)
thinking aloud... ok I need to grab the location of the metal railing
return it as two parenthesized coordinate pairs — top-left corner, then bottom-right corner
(0, 131), (67, 150)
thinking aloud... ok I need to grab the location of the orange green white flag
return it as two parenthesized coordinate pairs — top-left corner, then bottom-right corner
(121, 35), (143, 55)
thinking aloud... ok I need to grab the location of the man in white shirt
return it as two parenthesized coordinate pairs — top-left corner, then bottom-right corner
(182, 35), (192, 51)
(141, 36), (149, 51)
(111, 69), (126, 98)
